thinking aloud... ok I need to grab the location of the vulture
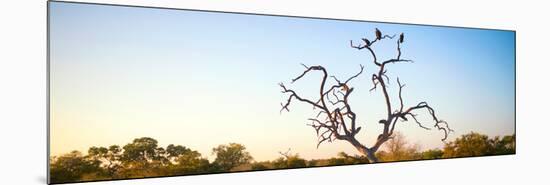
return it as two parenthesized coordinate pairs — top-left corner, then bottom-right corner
(361, 38), (371, 46)
(341, 84), (350, 92)
(399, 33), (404, 43)
(375, 28), (382, 40)
(355, 126), (362, 133)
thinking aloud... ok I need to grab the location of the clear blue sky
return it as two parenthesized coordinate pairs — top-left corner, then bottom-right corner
(49, 2), (515, 161)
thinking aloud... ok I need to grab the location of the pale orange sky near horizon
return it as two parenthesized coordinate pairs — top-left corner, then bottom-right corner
(49, 2), (515, 161)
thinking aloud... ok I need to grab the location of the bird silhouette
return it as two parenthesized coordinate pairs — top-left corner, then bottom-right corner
(399, 33), (404, 43)
(341, 84), (350, 92)
(361, 38), (371, 46)
(375, 28), (382, 40)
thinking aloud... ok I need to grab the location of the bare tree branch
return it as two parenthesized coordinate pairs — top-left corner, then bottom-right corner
(278, 148), (292, 159)
(280, 28), (450, 163)
(279, 83), (324, 113)
(399, 102), (454, 140)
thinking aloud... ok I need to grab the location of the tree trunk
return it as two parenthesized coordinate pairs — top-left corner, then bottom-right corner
(347, 138), (379, 163)
(365, 150), (379, 163)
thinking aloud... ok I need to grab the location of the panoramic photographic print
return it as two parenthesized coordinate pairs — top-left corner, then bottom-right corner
(48, 1), (515, 184)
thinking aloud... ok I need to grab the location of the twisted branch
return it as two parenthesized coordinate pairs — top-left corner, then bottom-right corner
(280, 28), (451, 162)
(280, 63), (364, 148)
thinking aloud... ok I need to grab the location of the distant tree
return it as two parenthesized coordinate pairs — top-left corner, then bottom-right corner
(307, 159), (319, 167)
(328, 152), (369, 165)
(165, 144), (190, 163)
(376, 132), (421, 161)
(272, 149), (307, 169)
(212, 143), (253, 171)
(87, 145), (122, 177)
(121, 137), (166, 166)
(421, 149), (444, 160)
(50, 151), (100, 183)
(170, 146), (210, 175)
(443, 132), (515, 158)
(375, 151), (389, 161)
(250, 163), (269, 170)
(326, 157), (347, 166)
(279, 28), (452, 163)
(492, 134), (516, 155)
(119, 137), (169, 177)
(443, 132), (492, 157)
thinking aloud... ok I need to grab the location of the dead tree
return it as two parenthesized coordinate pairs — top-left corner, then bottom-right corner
(278, 148), (293, 159)
(279, 28), (452, 163)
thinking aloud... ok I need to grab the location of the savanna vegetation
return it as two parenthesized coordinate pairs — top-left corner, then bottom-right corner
(50, 132), (514, 183)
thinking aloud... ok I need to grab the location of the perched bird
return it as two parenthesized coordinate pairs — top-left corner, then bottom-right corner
(361, 38), (371, 46)
(341, 84), (350, 92)
(399, 114), (408, 121)
(399, 33), (404, 43)
(355, 127), (362, 133)
(378, 119), (387, 124)
(375, 28), (382, 40)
